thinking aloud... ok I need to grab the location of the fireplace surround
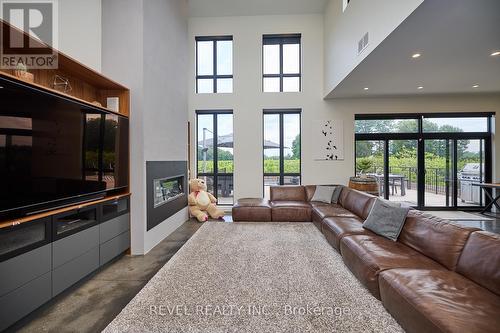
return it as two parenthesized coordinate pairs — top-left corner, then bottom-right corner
(146, 161), (188, 230)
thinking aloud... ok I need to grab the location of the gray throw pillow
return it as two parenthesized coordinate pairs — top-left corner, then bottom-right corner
(363, 198), (409, 241)
(331, 185), (343, 204)
(311, 186), (336, 203)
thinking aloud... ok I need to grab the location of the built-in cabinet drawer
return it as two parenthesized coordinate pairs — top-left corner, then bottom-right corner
(53, 206), (98, 240)
(100, 213), (130, 244)
(52, 246), (99, 297)
(0, 217), (51, 262)
(0, 272), (51, 332)
(100, 197), (130, 222)
(0, 196), (131, 330)
(52, 225), (99, 269)
(100, 231), (130, 266)
(0, 244), (51, 298)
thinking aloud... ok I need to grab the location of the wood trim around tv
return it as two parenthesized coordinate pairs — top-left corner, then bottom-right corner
(0, 20), (131, 230)
(0, 19), (130, 117)
(0, 193), (131, 230)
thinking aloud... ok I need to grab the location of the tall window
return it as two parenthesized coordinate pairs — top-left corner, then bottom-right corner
(355, 113), (492, 210)
(263, 110), (301, 198)
(196, 36), (233, 94)
(263, 34), (301, 92)
(196, 111), (234, 205)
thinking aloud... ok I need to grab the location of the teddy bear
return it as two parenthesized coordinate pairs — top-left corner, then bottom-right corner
(188, 178), (224, 222)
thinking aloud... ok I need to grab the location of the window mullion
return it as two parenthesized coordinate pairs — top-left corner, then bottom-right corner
(279, 43), (283, 92)
(213, 40), (217, 93)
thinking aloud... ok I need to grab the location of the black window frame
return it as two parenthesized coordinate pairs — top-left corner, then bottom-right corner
(262, 34), (302, 92)
(196, 110), (234, 205)
(263, 109), (302, 194)
(195, 36), (233, 94)
(354, 112), (494, 211)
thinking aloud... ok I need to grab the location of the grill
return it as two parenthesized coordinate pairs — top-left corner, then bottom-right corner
(459, 163), (482, 203)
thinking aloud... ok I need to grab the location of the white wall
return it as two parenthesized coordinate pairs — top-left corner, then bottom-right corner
(59, 0), (102, 71)
(189, 15), (332, 199)
(142, 0), (189, 252)
(103, 0), (189, 255)
(189, 14), (500, 201)
(324, 0), (423, 96)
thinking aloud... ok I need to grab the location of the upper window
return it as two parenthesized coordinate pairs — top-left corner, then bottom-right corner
(263, 34), (301, 93)
(196, 36), (233, 94)
(422, 117), (489, 133)
(355, 119), (419, 134)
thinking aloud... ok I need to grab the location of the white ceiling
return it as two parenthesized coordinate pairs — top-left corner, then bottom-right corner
(188, 0), (329, 17)
(327, 0), (500, 98)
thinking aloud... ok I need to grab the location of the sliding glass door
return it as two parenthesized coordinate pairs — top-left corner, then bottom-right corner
(263, 110), (301, 198)
(355, 113), (492, 210)
(424, 139), (454, 207)
(196, 111), (234, 205)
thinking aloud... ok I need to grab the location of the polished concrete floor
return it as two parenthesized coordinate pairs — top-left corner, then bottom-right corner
(7, 219), (204, 333)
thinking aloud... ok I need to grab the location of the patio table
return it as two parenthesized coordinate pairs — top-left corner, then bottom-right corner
(368, 174), (406, 196)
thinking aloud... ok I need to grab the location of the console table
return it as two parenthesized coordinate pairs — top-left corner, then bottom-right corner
(472, 183), (500, 215)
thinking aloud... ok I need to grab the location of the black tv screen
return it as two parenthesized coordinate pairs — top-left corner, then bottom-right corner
(0, 76), (129, 217)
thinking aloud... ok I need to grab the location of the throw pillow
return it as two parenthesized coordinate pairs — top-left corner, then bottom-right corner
(311, 186), (336, 203)
(363, 198), (409, 241)
(331, 185), (343, 204)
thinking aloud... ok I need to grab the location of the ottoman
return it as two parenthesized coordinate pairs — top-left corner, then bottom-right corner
(232, 198), (272, 222)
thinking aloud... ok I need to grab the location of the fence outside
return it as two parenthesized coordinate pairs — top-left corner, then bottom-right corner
(365, 166), (451, 195)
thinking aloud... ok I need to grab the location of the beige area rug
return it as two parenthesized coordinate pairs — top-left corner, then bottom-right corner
(103, 222), (403, 333)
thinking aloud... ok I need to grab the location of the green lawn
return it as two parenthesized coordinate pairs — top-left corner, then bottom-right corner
(197, 159), (300, 174)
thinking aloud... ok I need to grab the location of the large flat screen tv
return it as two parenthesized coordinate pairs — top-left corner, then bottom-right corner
(0, 76), (129, 218)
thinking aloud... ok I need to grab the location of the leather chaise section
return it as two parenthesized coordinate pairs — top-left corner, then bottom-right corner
(340, 235), (445, 299)
(379, 268), (500, 333)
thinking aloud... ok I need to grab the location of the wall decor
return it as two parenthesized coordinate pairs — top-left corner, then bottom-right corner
(53, 75), (72, 93)
(106, 97), (120, 112)
(312, 119), (344, 160)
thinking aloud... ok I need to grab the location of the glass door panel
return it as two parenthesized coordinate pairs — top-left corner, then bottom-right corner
(197, 114), (214, 175)
(263, 114), (281, 199)
(283, 113), (301, 185)
(216, 114), (234, 204)
(458, 139), (485, 207)
(388, 140), (418, 206)
(355, 140), (385, 199)
(196, 112), (233, 205)
(424, 139), (454, 207)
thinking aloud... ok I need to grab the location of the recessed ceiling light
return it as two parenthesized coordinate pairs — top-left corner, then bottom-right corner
(417, 86), (424, 90)
(472, 84), (480, 88)
(363, 87), (369, 91)
(491, 51), (500, 56)
(412, 53), (421, 58)
(0, 86), (3, 89)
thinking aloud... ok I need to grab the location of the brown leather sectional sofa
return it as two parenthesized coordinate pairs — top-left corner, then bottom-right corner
(232, 185), (500, 333)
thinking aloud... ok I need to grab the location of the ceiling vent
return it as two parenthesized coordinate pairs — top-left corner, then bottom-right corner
(358, 32), (369, 55)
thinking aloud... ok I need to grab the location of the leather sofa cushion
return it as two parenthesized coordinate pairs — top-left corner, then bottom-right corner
(399, 210), (480, 270)
(271, 201), (311, 222)
(270, 186), (306, 202)
(309, 201), (331, 208)
(338, 186), (351, 207)
(304, 185), (317, 201)
(379, 269), (500, 333)
(340, 189), (376, 219)
(322, 217), (369, 250)
(232, 199), (271, 222)
(340, 235), (445, 299)
(456, 231), (500, 296)
(312, 204), (357, 220)
(234, 198), (271, 208)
